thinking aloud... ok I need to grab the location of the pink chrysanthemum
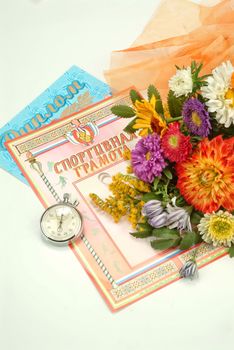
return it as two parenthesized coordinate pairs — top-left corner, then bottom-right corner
(161, 122), (192, 162)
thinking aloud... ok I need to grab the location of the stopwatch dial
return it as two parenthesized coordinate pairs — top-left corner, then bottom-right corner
(41, 204), (82, 243)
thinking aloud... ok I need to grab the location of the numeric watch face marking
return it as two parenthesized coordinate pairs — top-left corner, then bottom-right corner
(41, 204), (82, 242)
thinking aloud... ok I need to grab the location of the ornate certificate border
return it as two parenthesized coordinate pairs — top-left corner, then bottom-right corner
(6, 90), (228, 311)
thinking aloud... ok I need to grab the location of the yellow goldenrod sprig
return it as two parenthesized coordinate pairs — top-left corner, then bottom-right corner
(89, 170), (150, 228)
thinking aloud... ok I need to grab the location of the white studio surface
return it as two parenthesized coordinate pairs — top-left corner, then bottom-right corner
(0, 1), (234, 350)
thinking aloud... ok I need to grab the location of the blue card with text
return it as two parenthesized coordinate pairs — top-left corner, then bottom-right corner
(0, 66), (111, 183)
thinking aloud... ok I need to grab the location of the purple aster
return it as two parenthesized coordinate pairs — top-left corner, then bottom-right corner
(182, 98), (211, 137)
(131, 134), (166, 183)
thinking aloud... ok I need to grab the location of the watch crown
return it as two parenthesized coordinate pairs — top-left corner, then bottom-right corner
(63, 193), (79, 207)
(63, 193), (70, 203)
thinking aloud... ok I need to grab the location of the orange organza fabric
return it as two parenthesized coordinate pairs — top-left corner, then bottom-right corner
(105, 0), (234, 98)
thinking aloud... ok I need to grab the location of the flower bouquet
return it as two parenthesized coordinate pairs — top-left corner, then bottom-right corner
(90, 61), (234, 273)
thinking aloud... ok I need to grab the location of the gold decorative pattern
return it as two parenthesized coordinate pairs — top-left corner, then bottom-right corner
(110, 244), (227, 302)
(60, 91), (94, 119)
(16, 96), (131, 154)
(79, 96), (131, 125)
(16, 124), (73, 154)
(178, 243), (222, 264)
(111, 261), (177, 301)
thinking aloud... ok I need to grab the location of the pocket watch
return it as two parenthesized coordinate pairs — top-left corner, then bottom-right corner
(27, 152), (117, 287)
(40, 193), (83, 245)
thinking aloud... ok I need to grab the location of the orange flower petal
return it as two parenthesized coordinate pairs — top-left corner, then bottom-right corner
(176, 136), (234, 214)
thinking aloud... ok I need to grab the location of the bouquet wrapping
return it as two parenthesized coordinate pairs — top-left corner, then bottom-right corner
(105, 0), (234, 99)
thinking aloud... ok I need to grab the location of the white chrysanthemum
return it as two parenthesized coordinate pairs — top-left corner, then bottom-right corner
(169, 67), (193, 97)
(201, 61), (234, 127)
(198, 210), (234, 247)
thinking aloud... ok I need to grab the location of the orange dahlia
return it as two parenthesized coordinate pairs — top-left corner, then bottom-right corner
(176, 136), (234, 213)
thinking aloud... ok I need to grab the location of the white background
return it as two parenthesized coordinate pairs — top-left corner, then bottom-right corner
(0, 1), (234, 350)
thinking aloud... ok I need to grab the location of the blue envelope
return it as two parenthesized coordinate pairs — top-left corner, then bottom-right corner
(0, 66), (111, 183)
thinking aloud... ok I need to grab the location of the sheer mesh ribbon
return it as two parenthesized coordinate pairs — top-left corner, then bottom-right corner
(105, 0), (234, 98)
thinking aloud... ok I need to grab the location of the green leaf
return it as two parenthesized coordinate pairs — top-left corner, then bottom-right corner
(153, 227), (179, 239)
(151, 237), (181, 250)
(141, 192), (161, 202)
(130, 89), (142, 104)
(194, 63), (203, 77)
(194, 232), (203, 244)
(191, 61), (197, 73)
(137, 222), (153, 232)
(179, 231), (201, 250)
(123, 118), (137, 134)
(197, 94), (206, 104)
(111, 105), (135, 118)
(131, 231), (153, 239)
(147, 85), (164, 114)
(191, 211), (203, 225)
(163, 168), (173, 180)
(229, 245), (234, 258)
(153, 177), (160, 190)
(167, 90), (186, 118)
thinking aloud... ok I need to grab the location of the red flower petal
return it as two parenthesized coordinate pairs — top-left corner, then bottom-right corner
(161, 122), (192, 162)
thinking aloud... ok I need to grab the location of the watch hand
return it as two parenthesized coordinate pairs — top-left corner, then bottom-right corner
(57, 214), (64, 232)
(60, 214), (64, 225)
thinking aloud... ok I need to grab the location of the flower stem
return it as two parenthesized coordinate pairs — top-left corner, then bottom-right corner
(191, 136), (202, 141)
(166, 116), (183, 123)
